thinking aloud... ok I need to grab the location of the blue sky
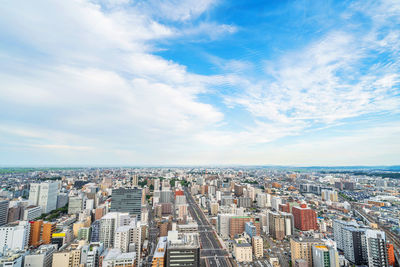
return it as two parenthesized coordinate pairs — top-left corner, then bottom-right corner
(0, 0), (399, 166)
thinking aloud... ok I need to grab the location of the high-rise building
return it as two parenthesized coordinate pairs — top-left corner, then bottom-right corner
(312, 245), (339, 267)
(114, 220), (142, 266)
(160, 189), (173, 204)
(365, 229), (389, 267)
(245, 221), (257, 238)
(229, 216), (252, 238)
(110, 188), (142, 220)
(290, 237), (324, 267)
(0, 199), (10, 226)
(86, 242), (103, 267)
(152, 236), (167, 267)
(252, 236), (263, 258)
(23, 205), (42, 221)
(271, 196), (282, 211)
(238, 197), (252, 208)
(292, 207), (318, 231)
(321, 190), (338, 202)
(29, 181), (59, 213)
(42, 222), (56, 244)
(56, 193), (69, 209)
(68, 196), (85, 214)
(210, 202), (219, 216)
(166, 231), (200, 267)
(268, 211), (294, 240)
(0, 221), (30, 252)
(217, 214), (233, 239)
(234, 184), (245, 197)
(131, 175), (138, 187)
(29, 220), (43, 247)
(90, 220), (100, 243)
(387, 244), (395, 267)
(342, 227), (367, 265)
(99, 212), (130, 249)
(7, 207), (19, 224)
(153, 179), (160, 191)
(257, 193), (267, 208)
(332, 220), (359, 251)
(77, 227), (91, 241)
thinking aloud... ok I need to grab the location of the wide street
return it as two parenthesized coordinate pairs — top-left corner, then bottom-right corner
(184, 188), (234, 267)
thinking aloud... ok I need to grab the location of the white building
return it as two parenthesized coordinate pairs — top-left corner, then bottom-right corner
(271, 196), (282, 211)
(86, 242), (104, 267)
(257, 193), (267, 208)
(217, 214), (233, 239)
(365, 229), (389, 267)
(23, 206), (42, 221)
(0, 221), (30, 253)
(29, 181), (59, 213)
(99, 212), (130, 249)
(312, 245), (339, 267)
(24, 244), (57, 267)
(102, 248), (136, 267)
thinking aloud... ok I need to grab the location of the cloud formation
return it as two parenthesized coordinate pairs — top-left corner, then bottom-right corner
(0, 0), (399, 165)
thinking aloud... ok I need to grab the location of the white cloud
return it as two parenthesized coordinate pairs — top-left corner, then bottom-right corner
(0, 0), (399, 165)
(0, 0), (228, 160)
(141, 0), (217, 21)
(222, 1), (400, 145)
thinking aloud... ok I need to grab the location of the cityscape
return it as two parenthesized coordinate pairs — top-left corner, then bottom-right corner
(0, 167), (399, 267)
(1, 0), (400, 267)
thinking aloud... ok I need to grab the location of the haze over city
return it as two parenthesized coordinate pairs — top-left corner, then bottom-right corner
(1, 0), (399, 166)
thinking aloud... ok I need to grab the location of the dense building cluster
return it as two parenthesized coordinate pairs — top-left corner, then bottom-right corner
(0, 167), (399, 267)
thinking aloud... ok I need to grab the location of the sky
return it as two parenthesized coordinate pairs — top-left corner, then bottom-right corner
(0, 0), (399, 166)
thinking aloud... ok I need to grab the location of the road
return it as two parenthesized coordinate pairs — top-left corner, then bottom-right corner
(146, 203), (160, 266)
(184, 188), (234, 267)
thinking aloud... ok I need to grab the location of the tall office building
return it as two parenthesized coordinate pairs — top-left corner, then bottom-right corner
(29, 181), (59, 213)
(154, 179), (160, 191)
(29, 220), (43, 247)
(292, 207), (318, 231)
(23, 205), (42, 221)
(290, 237), (324, 267)
(110, 188), (142, 220)
(256, 193), (267, 208)
(342, 227), (367, 265)
(160, 189), (173, 204)
(114, 220), (142, 266)
(131, 175), (138, 187)
(166, 231), (200, 267)
(365, 229), (389, 267)
(42, 222), (57, 244)
(271, 196), (282, 211)
(312, 245), (339, 267)
(332, 220), (359, 251)
(0, 199), (9, 226)
(99, 212), (130, 248)
(268, 211), (294, 240)
(217, 214), (233, 239)
(68, 195), (85, 214)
